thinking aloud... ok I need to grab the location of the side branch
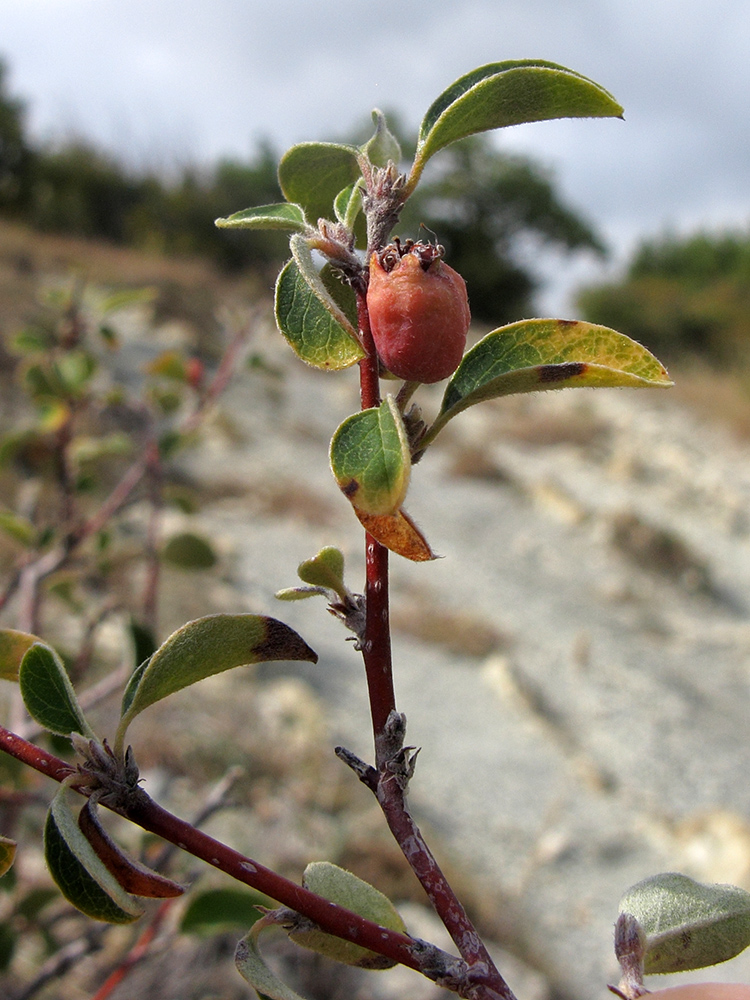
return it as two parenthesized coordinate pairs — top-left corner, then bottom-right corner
(0, 725), (458, 981)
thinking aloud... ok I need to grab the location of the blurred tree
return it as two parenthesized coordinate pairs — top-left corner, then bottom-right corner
(28, 141), (145, 240)
(577, 229), (750, 363)
(0, 58), (33, 212)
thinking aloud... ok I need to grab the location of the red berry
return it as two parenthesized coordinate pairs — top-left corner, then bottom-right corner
(367, 240), (470, 384)
(185, 357), (205, 391)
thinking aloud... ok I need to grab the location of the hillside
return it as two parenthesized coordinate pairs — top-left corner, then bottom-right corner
(2, 221), (750, 1000)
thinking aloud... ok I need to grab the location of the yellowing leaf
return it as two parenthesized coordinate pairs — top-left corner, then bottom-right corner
(424, 318), (671, 447)
(355, 507), (437, 562)
(0, 629), (41, 681)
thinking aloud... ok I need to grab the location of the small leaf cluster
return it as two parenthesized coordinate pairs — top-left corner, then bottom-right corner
(216, 60), (670, 561)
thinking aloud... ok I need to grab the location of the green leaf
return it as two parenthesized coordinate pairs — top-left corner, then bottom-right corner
(117, 614), (318, 743)
(56, 350), (96, 394)
(296, 546), (346, 594)
(215, 202), (308, 232)
(330, 396), (411, 516)
(412, 61), (623, 183)
(128, 618), (157, 668)
(275, 586), (329, 602)
(236, 920), (309, 1000)
(0, 629), (41, 681)
(425, 319), (672, 445)
(362, 109), (402, 167)
(19, 644), (95, 738)
(0, 835), (16, 877)
(44, 786), (142, 924)
(274, 248), (364, 371)
(278, 142), (360, 225)
(620, 873), (750, 974)
(0, 921), (16, 971)
(289, 862), (406, 969)
(162, 532), (218, 570)
(181, 887), (269, 935)
(0, 509), (37, 546)
(333, 183), (362, 229)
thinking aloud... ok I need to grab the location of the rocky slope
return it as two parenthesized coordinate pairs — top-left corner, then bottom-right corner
(173, 314), (750, 1000)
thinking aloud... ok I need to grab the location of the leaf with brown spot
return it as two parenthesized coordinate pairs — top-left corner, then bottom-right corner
(117, 614), (317, 748)
(422, 318), (672, 448)
(78, 801), (184, 899)
(355, 507), (437, 562)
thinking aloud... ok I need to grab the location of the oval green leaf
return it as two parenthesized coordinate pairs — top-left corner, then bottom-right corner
(181, 887), (269, 935)
(215, 202), (308, 232)
(330, 397), (411, 516)
(0, 509), (37, 547)
(361, 109), (402, 168)
(290, 862), (406, 969)
(19, 643), (95, 738)
(45, 786), (143, 924)
(0, 629), (41, 681)
(412, 61), (623, 183)
(117, 614), (318, 743)
(296, 546), (346, 594)
(162, 531), (218, 570)
(278, 142), (360, 225)
(425, 318), (672, 445)
(620, 873), (750, 974)
(275, 241), (364, 370)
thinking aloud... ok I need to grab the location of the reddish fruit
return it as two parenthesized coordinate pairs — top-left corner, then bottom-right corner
(367, 240), (470, 384)
(185, 357), (205, 391)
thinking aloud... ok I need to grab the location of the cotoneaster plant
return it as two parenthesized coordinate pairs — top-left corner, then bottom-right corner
(1, 59), (749, 1000)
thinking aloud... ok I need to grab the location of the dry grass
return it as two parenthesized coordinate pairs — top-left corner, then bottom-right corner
(391, 582), (511, 658)
(670, 361), (750, 441)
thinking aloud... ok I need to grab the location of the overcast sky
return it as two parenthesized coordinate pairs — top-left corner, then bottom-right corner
(2, 0), (750, 311)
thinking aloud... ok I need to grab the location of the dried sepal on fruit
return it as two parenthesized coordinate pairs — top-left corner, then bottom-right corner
(367, 238), (470, 384)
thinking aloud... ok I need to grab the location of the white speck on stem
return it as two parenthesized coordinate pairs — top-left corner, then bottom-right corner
(240, 861), (257, 873)
(211, 858), (221, 866)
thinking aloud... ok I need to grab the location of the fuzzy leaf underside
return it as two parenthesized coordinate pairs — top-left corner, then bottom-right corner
(415, 60), (623, 175)
(19, 643), (94, 738)
(236, 921), (309, 1000)
(45, 787), (142, 924)
(330, 397), (411, 516)
(278, 142), (361, 225)
(118, 613), (317, 737)
(181, 887), (269, 935)
(620, 873), (750, 974)
(214, 202), (308, 232)
(430, 318), (671, 440)
(275, 252), (364, 370)
(290, 862), (406, 968)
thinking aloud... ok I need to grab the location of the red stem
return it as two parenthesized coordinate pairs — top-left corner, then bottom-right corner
(0, 724), (438, 978)
(356, 291), (398, 756)
(353, 289), (516, 999)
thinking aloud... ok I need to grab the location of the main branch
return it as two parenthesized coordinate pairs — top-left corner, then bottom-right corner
(353, 289), (517, 1000)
